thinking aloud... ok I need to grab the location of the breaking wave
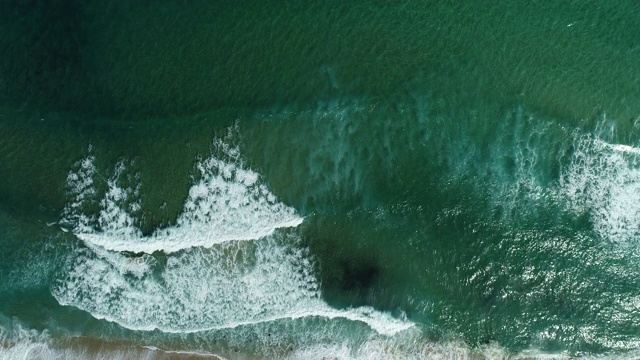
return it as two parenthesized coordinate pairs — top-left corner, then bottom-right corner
(54, 135), (413, 338)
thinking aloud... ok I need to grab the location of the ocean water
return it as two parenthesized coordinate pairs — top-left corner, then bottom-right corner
(2, 1), (640, 359)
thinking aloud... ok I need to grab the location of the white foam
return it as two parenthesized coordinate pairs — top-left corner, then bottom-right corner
(285, 338), (508, 360)
(285, 339), (640, 360)
(560, 136), (640, 243)
(61, 150), (98, 232)
(0, 320), (213, 360)
(141, 346), (225, 359)
(91, 160), (143, 241)
(0, 338), (190, 360)
(53, 235), (413, 336)
(0, 340), (55, 360)
(57, 137), (412, 339)
(0, 322), (48, 360)
(605, 142), (640, 155)
(5, 332), (640, 360)
(63, 139), (303, 253)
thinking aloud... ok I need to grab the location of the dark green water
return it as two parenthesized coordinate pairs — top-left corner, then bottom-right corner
(2, 1), (640, 358)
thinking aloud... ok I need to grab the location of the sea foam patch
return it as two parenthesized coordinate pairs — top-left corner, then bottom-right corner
(61, 147), (98, 234)
(62, 138), (302, 253)
(561, 135), (640, 243)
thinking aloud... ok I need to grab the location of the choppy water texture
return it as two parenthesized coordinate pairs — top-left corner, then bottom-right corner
(2, 1), (640, 359)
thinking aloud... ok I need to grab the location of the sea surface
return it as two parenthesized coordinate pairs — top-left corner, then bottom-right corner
(2, 1), (640, 359)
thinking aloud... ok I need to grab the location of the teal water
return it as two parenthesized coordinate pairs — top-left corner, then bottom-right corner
(2, 1), (640, 359)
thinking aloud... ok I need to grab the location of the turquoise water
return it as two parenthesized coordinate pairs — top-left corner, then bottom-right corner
(2, 1), (640, 358)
